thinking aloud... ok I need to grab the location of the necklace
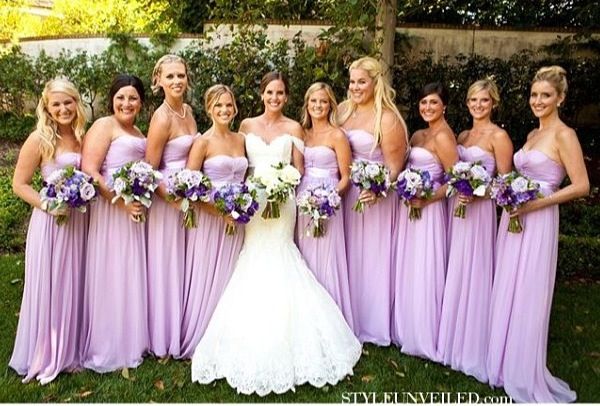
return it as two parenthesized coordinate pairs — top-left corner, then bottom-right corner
(163, 100), (186, 119)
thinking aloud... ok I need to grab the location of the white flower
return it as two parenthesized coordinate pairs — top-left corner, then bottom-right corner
(453, 161), (472, 174)
(511, 176), (529, 193)
(79, 182), (96, 200)
(113, 177), (127, 194)
(365, 163), (380, 178)
(46, 169), (65, 185)
(279, 164), (301, 185)
(404, 171), (423, 191)
(473, 184), (487, 196)
(470, 164), (490, 181)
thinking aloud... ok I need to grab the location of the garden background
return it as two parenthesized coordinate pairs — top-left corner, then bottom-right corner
(0, 0), (599, 402)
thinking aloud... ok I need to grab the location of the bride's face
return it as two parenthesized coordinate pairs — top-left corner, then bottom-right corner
(262, 79), (288, 114)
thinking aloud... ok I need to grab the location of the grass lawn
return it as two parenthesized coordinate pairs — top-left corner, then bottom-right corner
(1, 253), (599, 403)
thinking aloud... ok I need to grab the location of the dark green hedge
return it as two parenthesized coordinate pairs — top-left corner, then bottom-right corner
(558, 235), (600, 279)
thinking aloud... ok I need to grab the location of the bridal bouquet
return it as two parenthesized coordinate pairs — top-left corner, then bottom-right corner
(39, 165), (97, 225)
(166, 169), (213, 229)
(490, 171), (542, 233)
(250, 162), (301, 219)
(445, 160), (491, 218)
(213, 182), (259, 235)
(349, 160), (391, 213)
(296, 183), (341, 238)
(395, 167), (434, 221)
(110, 160), (162, 223)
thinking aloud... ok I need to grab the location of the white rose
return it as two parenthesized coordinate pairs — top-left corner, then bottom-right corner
(470, 165), (490, 181)
(113, 177), (127, 194)
(453, 161), (472, 174)
(280, 165), (301, 185)
(511, 176), (529, 193)
(79, 182), (96, 201)
(405, 171), (423, 191)
(365, 163), (380, 178)
(473, 184), (487, 197)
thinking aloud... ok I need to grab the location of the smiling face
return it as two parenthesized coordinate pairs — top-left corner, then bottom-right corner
(210, 91), (236, 126)
(112, 85), (142, 123)
(46, 91), (78, 129)
(348, 68), (375, 105)
(419, 93), (445, 124)
(262, 79), (287, 113)
(529, 80), (564, 119)
(158, 61), (188, 99)
(307, 88), (331, 122)
(467, 89), (494, 121)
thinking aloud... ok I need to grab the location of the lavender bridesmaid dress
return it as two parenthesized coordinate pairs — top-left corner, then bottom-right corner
(343, 129), (399, 345)
(295, 146), (354, 329)
(487, 149), (576, 403)
(9, 153), (88, 384)
(392, 146), (447, 361)
(146, 135), (194, 358)
(80, 135), (149, 373)
(437, 145), (496, 381)
(179, 155), (248, 359)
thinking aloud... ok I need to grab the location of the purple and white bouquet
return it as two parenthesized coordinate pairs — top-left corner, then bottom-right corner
(296, 183), (341, 238)
(349, 160), (391, 213)
(110, 160), (162, 223)
(490, 170), (542, 233)
(166, 169), (213, 229)
(39, 165), (97, 225)
(250, 162), (301, 219)
(395, 167), (434, 221)
(212, 182), (259, 235)
(445, 160), (492, 218)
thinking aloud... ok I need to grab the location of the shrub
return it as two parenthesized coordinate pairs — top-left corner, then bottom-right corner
(0, 168), (35, 253)
(558, 235), (600, 280)
(560, 202), (600, 237)
(0, 113), (36, 144)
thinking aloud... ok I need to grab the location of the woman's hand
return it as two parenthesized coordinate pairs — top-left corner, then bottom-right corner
(457, 194), (474, 205)
(117, 200), (146, 221)
(408, 197), (429, 209)
(358, 190), (379, 206)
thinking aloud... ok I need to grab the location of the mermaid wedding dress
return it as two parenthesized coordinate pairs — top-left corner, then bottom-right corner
(190, 133), (361, 396)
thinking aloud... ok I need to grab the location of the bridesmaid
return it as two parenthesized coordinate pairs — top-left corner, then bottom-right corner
(486, 66), (588, 402)
(392, 82), (457, 361)
(295, 82), (354, 329)
(80, 74), (149, 372)
(145, 54), (196, 359)
(338, 56), (408, 345)
(437, 78), (513, 381)
(9, 78), (88, 384)
(180, 84), (247, 359)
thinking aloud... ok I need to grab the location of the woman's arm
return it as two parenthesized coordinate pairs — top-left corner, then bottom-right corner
(12, 132), (47, 211)
(145, 109), (171, 200)
(380, 112), (408, 181)
(332, 128), (352, 194)
(492, 128), (514, 175)
(288, 122), (305, 175)
(516, 127), (589, 215)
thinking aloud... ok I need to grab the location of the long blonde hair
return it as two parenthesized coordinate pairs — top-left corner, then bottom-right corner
(35, 78), (87, 161)
(339, 56), (408, 148)
(300, 82), (338, 129)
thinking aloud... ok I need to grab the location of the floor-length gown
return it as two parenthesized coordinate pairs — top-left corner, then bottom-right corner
(437, 145), (496, 382)
(146, 134), (194, 358)
(392, 146), (447, 361)
(191, 133), (361, 396)
(180, 155), (248, 359)
(295, 145), (354, 329)
(9, 153), (88, 384)
(487, 149), (576, 403)
(343, 129), (399, 345)
(80, 135), (149, 372)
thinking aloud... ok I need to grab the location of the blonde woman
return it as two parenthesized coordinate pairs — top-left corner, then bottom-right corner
(145, 54), (197, 359)
(295, 82), (354, 328)
(338, 56), (408, 345)
(180, 84), (246, 358)
(437, 78), (513, 381)
(487, 66), (588, 402)
(10, 78), (88, 384)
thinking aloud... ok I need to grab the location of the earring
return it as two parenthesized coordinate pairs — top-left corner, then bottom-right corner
(557, 103), (561, 107)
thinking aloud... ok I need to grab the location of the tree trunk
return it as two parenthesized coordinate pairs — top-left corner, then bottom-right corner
(375, 0), (396, 83)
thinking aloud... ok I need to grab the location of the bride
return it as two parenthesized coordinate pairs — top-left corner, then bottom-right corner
(191, 72), (362, 396)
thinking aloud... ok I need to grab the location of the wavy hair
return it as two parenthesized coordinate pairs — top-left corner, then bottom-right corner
(339, 56), (408, 149)
(300, 82), (338, 129)
(35, 78), (87, 161)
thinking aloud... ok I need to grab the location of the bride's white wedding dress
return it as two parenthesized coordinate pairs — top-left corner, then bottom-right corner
(191, 133), (361, 396)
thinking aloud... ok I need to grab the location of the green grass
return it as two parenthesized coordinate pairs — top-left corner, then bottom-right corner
(1, 253), (599, 402)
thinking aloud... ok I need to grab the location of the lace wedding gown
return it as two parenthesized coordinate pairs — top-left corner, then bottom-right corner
(191, 133), (361, 396)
